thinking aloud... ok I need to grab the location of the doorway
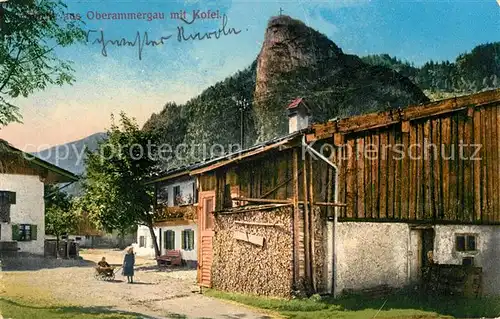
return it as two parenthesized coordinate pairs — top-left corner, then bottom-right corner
(409, 227), (435, 282)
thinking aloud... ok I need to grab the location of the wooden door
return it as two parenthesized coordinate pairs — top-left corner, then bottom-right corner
(197, 191), (215, 287)
(409, 228), (435, 283)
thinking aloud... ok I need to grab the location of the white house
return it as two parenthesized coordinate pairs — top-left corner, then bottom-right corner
(134, 171), (198, 267)
(0, 141), (78, 255)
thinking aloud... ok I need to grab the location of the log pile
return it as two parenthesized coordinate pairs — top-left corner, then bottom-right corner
(312, 207), (327, 293)
(212, 205), (294, 297)
(422, 264), (482, 297)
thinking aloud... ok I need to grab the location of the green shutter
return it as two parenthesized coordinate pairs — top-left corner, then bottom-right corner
(189, 230), (194, 250)
(171, 231), (175, 250)
(9, 192), (16, 205)
(11, 224), (20, 240)
(163, 231), (167, 250)
(31, 224), (37, 240)
(181, 230), (185, 250)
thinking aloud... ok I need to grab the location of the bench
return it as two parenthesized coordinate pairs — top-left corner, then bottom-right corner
(156, 250), (182, 267)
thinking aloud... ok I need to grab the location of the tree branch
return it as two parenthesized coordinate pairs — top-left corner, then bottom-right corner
(0, 46), (23, 93)
(18, 45), (57, 65)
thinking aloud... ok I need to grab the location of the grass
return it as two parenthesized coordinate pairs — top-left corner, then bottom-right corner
(205, 289), (500, 319)
(0, 297), (145, 319)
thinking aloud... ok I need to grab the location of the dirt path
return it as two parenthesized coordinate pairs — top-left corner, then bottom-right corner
(0, 249), (275, 319)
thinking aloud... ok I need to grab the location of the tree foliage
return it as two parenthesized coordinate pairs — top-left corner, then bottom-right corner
(143, 62), (257, 169)
(0, 0), (85, 126)
(80, 113), (161, 254)
(45, 184), (79, 239)
(362, 42), (500, 93)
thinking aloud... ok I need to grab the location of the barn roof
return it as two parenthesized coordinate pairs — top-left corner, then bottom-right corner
(307, 88), (500, 141)
(144, 131), (303, 185)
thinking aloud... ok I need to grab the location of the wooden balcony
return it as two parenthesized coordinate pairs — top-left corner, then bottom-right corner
(155, 204), (196, 222)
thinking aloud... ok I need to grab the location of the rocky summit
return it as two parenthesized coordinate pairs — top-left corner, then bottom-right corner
(253, 15), (429, 141)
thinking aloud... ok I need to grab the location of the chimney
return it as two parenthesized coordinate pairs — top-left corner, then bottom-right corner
(287, 97), (311, 133)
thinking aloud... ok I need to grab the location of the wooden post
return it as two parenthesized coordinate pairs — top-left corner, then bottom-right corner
(292, 148), (300, 286)
(302, 152), (311, 291)
(308, 154), (316, 292)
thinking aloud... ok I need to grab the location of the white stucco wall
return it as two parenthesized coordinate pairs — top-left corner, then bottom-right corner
(335, 222), (410, 295)
(434, 225), (500, 296)
(334, 222), (500, 297)
(0, 174), (45, 255)
(133, 224), (197, 262)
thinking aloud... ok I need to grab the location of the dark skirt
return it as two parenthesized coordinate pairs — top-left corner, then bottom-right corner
(122, 253), (135, 276)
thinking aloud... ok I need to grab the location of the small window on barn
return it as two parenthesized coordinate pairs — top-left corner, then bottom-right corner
(164, 230), (175, 250)
(456, 234), (477, 252)
(139, 236), (146, 248)
(462, 257), (474, 266)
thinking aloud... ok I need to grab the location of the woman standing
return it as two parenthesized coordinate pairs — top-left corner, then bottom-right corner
(122, 247), (135, 283)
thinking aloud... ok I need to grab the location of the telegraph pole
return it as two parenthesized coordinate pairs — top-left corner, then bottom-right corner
(233, 97), (249, 149)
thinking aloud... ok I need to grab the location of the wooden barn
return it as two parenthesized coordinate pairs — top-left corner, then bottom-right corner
(184, 89), (500, 298)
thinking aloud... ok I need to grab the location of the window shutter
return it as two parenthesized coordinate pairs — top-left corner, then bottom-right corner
(31, 224), (37, 240)
(11, 224), (20, 240)
(189, 230), (194, 250)
(163, 232), (167, 250)
(8, 192), (16, 205)
(171, 231), (175, 249)
(181, 230), (185, 250)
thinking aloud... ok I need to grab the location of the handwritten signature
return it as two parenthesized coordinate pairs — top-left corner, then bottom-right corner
(86, 14), (241, 60)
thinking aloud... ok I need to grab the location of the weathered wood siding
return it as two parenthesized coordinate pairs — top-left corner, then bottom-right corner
(333, 103), (500, 224)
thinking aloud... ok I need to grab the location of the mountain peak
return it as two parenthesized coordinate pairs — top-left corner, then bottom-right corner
(253, 15), (429, 141)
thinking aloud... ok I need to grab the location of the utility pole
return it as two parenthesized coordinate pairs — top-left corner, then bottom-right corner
(233, 97), (249, 149)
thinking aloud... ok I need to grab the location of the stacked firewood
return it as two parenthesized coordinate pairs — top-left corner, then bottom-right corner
(212, 206), (294, 297)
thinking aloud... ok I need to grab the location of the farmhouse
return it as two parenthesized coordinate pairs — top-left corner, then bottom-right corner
(187, 89), (500, 298)
(0, 141), (78, 256)
(136, 168), (198, 266)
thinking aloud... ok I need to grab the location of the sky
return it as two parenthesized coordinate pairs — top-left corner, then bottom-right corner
(1, 0), (499, 152)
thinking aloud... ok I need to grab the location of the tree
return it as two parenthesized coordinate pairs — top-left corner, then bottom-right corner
(0, 0), (85, 126)
(45, 184), (79, 255)
(81, 113), (162, 258)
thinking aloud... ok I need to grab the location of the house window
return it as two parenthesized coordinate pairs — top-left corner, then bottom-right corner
(0, 191), (15, 223)
(173, 186), (182, 206)
(192, 182), (198, 204)
(139, 236), (146, 248)
(456, 234), (477, 252)
(157, 184), (169, 206)
(0, 191), (16, 205)
(18, 224), (34, 241)
(181, 229), (195, 251)
(164, 230), (175, 250)
(11, 224), (37, 241)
